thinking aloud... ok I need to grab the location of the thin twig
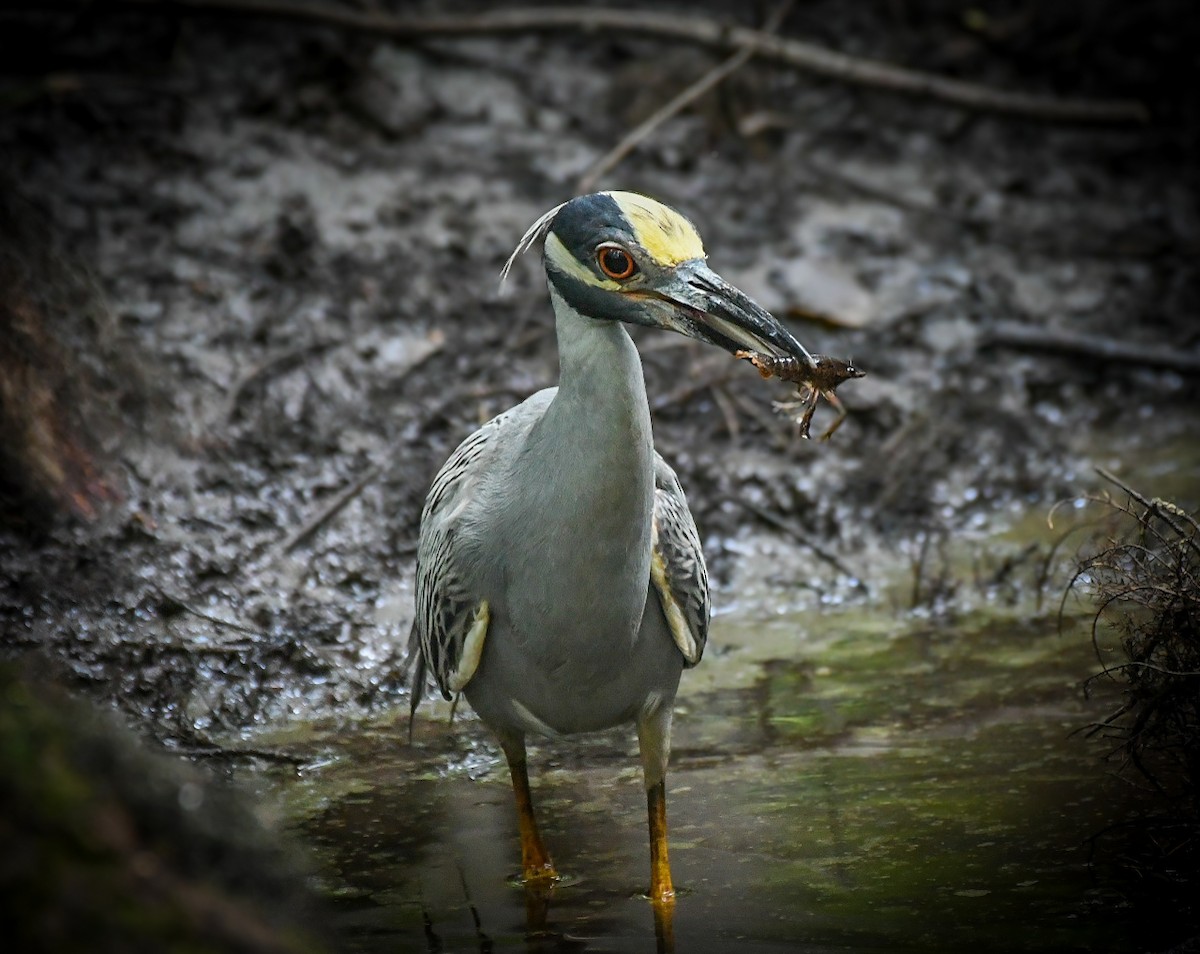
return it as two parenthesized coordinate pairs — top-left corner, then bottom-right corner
(982, 321), (1200, 375)
(1095, 467), (1200, 560)
(225, 338), (340, 424)
(158, 592), (261, 636)
(709, 383), (741, 439)
(280, 462), (383, 554)
(731, 498), (868, 593)
(910, 531), (933, 609)
(172, 743), (312, 764)
(1093, 661), (1200, 679)
(1039, 509), (1109, 615)
(576, 0), (793, 192)
(108, 1), (1150, 124)
(728, 387), (781, 435)
(650, 365), (740, 412)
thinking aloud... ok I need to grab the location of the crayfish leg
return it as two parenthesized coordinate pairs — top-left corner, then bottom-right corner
(795, 390), (819, 440)
(817, 391), (849, 441)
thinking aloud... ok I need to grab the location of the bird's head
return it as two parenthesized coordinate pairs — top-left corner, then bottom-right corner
(503, 191), (814, 366)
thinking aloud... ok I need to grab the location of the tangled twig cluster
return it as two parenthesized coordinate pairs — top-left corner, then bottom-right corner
(1067, 469), (1199, 814)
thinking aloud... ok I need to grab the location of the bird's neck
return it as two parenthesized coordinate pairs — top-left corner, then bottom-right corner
(545, 289), (654, 480)
(505, 291), (655, 633)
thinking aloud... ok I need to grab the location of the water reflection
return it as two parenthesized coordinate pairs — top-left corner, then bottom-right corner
(419, 876), (675, 954)
(244, 611), (1197, 952)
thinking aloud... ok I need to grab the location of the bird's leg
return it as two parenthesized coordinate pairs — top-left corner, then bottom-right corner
(511, 758), (557, 880)
(646, 780), (674, 904)
(652, 895), (677, 954)
(522, 879), (553, 935)
(637, 706), (677, 906)
(498, 731), (558, 882)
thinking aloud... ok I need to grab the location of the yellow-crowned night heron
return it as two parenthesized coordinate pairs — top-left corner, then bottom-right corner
(409, 191), (813, 904)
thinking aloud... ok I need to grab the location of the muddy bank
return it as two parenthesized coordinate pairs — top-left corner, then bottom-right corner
(0, 662), (330, 954)
(2, 0), (1196, 735)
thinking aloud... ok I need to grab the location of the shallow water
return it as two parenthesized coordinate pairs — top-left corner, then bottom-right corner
(237, 601), (1193, 954)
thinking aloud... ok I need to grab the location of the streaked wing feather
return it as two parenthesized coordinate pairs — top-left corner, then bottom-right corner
(651, 454), (710, 667)
(412, 394), (551, 702)
(413, 412), (502, 700)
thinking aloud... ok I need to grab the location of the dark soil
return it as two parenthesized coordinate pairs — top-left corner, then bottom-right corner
(1, 0), (1197, 742)
(0, 663), (329, 954)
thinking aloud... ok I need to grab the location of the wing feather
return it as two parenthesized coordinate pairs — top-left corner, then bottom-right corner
(650, 455), (710, 667)
(413, 420), (499, 701)
(411, 394), (551, 703)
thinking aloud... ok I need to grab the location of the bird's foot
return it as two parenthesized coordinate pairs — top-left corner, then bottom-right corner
(645, 879), (676, 906)
(520, 860), (560, 884)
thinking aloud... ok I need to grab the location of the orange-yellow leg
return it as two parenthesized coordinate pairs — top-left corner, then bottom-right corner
(647, 779), (676, 905)
(501, 736), (558, 882)
(652, 896), (677, 954)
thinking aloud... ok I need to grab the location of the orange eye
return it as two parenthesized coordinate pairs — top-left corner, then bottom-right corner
(596, 243), (637, 280)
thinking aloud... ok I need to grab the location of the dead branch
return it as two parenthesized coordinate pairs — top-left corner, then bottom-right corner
(111, 0), (1150, 124)
(576, 0), (793, 193)
(1096, 467), (1200, 560)
(982, 321), (1200, 375)
(801, 157), (1184, 262)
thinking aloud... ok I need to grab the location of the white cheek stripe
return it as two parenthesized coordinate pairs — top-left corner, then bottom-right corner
(544, 233), (620, 291)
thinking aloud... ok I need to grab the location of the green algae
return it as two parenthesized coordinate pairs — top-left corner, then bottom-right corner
(227, 469), (1200, 953)
(231, 599), (1196, 952)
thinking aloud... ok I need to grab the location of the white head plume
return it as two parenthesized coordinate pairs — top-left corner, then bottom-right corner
(499, 200), (566, 287)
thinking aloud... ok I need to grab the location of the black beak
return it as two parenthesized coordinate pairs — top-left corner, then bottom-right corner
(650, 260), (815, 368)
